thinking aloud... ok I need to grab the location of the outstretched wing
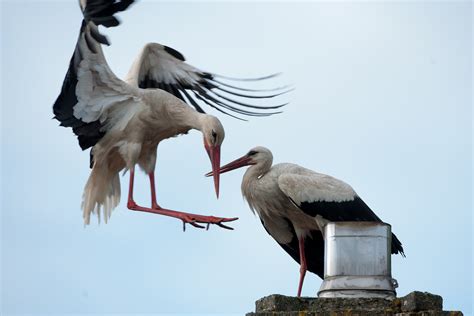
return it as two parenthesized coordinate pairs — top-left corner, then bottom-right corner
(53, 2), (141, 150)
(278, 171), (405, 256)
(125, 43), (291, 120)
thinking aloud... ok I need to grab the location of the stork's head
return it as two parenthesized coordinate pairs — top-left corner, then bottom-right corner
(206, 146), (273, 177)
(200, 115), (225, 198)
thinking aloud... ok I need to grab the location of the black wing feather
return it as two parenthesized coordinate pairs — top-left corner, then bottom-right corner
(164, 45), (185, 61)
(82, 0), (135, 30)
(53, 21), (106, 151)
(298, 197), (405, 256)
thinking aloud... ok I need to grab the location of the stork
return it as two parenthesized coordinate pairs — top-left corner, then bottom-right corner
(53, 1), (289, 229)
(207, 146), (405, 296)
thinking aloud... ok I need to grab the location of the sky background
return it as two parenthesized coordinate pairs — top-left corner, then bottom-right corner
(1, 0), (472, 315)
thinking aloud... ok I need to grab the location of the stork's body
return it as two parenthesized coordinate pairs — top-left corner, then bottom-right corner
(243, 163), (327, 240)
(83, 88), (225, 226)
(210, 147), (405, 296)
(91, 90), (199, 177)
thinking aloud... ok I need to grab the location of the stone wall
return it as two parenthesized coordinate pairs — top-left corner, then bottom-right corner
(246, 291), (463, 316)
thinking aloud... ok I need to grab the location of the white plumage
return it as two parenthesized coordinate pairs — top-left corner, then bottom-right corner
(278, 171), (357, 204)
(65, 23), (227, 225)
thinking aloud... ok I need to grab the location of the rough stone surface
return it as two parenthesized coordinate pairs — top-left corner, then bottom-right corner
(309, 297), (396, 312)
(246, 291), (462, 316)
(400, 291), (443, 312)
(395, 313), (463, 316)
(254, 294), (312, 312)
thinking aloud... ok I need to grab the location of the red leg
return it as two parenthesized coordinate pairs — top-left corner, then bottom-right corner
(126, 167), (238, 231)
(297, 237), (307, 297)
(149, 171), (160, 209)
(127, 166), (137, 207)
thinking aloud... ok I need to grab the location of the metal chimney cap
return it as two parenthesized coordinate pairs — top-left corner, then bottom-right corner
(318, 221), (397, 299)
(324, 222), (392, 237)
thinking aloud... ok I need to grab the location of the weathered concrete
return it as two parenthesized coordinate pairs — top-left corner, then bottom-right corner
(400, 291), (442, 312)
(246, 291), (463, 316)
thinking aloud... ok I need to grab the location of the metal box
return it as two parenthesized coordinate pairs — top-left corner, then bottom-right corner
(317, 222), (398, 299)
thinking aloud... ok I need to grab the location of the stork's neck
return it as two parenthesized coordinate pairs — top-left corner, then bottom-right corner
(163, 100), (207, 133)
(143, 90), (205, 134)
(242, 159), (272, 186)
(187, 112), (209, 132)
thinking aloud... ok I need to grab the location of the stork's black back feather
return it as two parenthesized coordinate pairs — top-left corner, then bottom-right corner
(261, 218), (325, 279)
(298, 197), (405, 256)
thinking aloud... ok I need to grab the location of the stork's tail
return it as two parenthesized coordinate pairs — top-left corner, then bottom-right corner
(82, 165), (121, 225)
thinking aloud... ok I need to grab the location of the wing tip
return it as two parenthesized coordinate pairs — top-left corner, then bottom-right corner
(81, 0), (136, 26)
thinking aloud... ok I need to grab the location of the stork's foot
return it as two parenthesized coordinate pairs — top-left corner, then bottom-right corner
(176, 213), (238, 231)
(127, 201), (238, 231)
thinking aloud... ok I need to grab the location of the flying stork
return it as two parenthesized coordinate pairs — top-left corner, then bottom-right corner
(207, 146), (405, 296)
(53, 0), (289, 229)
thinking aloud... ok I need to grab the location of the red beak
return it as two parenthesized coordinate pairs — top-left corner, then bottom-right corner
(205, 154), (253, 178)
(205, 144), (221, 198)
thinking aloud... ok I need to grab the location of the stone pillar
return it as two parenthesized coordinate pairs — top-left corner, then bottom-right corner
(246, 291), (463, 316)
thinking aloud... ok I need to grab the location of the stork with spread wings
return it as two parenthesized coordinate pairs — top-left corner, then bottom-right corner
(53, 0), (290, 228)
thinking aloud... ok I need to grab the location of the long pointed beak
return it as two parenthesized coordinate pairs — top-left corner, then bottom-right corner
(205, 154), (253, 178)
(205, 144), (221, 198)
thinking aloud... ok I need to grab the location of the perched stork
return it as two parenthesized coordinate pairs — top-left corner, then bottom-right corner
(53, 1), (288, 229)
(207, 146), (405, 296)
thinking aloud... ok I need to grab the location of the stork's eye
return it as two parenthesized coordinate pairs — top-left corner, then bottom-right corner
(248, 150), (258, 156)
(211, 130), (217, 143)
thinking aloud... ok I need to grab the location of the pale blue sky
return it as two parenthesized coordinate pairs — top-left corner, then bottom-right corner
(1, 1), (472, 315)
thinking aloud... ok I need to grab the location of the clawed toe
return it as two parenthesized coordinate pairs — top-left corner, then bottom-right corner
(182, 220), (206, 231)
(216, 222), (234, 230)
(181, 215), (239, 231)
